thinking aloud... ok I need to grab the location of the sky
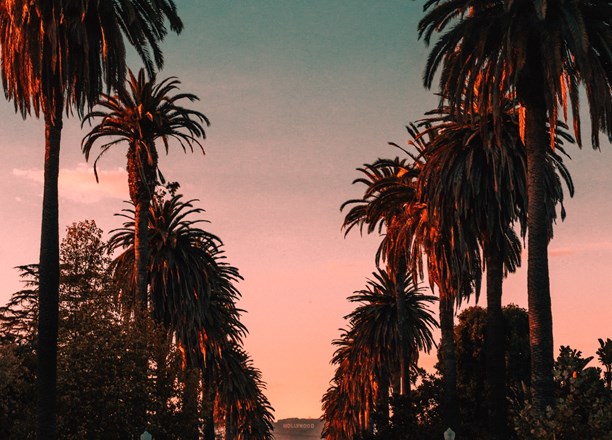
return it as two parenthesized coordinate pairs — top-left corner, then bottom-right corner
(1, 0), (611, 420)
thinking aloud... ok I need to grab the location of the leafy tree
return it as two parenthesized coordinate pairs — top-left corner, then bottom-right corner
(411, 368), (445, 439)
(0, 343), (36, 438)
(83, 70), (209, 311)
(59, 220), (112, 310)
(0, 3), (183, 435)
(419, 0), (612, 416)
(55, 220), (187, 439)
(515, 346), (612, 439)
(0, 266), (39, 346)
(0, 221), (203, 439)
(452, 306), (530, 439)
(398, 305), (530, 439)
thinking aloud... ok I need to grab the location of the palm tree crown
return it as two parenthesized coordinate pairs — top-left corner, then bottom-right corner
(108, 193), (246, 368)
(419, 0), (612, 149)
(322, 268), (437, 438)
(418, 0), (611, 413)
(0, 0), (183, 118)
(82, 68), (209, 196)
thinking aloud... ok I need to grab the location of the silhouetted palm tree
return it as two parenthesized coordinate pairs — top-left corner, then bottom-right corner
(109, 192), (247, 438)
(342, 155), (423, 398)
(108, 193), (245, 363)
(216, 345), (275, 440)
(0, 2), (182, 435)
(419, 0), (612, 412)
(343, 133), (481, 432)
(322, 376), (360, 440)
(417, 101), (573, 438)
(83, 70), (208, 310)
(321, 269), (437, 438)
(321, 340), (366, 440)
(348, 270), (437, 422)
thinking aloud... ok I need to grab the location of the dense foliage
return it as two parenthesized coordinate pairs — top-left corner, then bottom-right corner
(0, 218), (274, 439)
(328, 304), (612, 440)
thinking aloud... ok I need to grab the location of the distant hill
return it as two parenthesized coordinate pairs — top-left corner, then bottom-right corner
(273, 418), (323, 439)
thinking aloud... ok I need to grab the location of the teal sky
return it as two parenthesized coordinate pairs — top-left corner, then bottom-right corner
(0, 0), (611, 419)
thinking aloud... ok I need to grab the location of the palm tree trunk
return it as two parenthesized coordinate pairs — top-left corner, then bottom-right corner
(127, 144), (155, 312)
(202, 367), (216, 440)
(134, 196), (151, 310)
(182, 368), (200, 440)
(485, 249), (507, 440)
(393, 258), (412, 396)
(225, 407), (236, 440)
(375, 372), (390, 431)
(37, 99), (64, 440)
(524, 102), (555, 413)
(439, 293), (458, 434)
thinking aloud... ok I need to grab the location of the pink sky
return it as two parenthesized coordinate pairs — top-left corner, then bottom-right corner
(0, 1), (611, 420)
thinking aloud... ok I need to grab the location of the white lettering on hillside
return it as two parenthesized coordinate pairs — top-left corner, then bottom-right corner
(282, 423), (315, 429)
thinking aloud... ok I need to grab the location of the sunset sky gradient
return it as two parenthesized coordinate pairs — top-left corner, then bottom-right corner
(0, 0), (611, 420)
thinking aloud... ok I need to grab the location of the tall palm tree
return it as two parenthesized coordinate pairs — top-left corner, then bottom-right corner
(215, 345), (275, 440)
(0, 2), (182, 436)
(321, 269), (437, 438)
(342, 136), (480, 432)
(83, 70), (209, 311)
(342, 155), (423, 398)
(419, 0), (612, 412)
(108, 193), (242, 358)
(416, 101), (574, 438)
(109, 192), (248, 438)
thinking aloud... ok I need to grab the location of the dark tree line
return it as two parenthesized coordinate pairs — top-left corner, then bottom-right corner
(0, 212), (274, 439)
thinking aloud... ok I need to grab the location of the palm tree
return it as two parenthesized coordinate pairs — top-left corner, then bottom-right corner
(322, 339), (367, 440)
(109, 192), (248, 438)
(83, 70), (209, 311)
(322, 375), (360, 440)
(597, 338), (612, 390)
(342, 136), (480, 432)
(407, 175), (482, 435)
(347, 269), (437, 424)
(321, 269), (437, 438)
(416, 101), (574, 438)
(0, 2), (182, 436)
(419, 0), (612, 412)
(215, 345), (275, 440)
(342, 155), (423, 398)
(108, 192), (241, 353)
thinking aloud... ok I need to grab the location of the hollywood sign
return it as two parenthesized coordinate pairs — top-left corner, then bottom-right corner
(282, 423), (316, 429)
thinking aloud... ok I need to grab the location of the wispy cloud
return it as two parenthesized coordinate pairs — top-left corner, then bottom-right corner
(549, 242), (612, 258)
(549, 248), (575, 257)
(13, 163), (127, 204)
